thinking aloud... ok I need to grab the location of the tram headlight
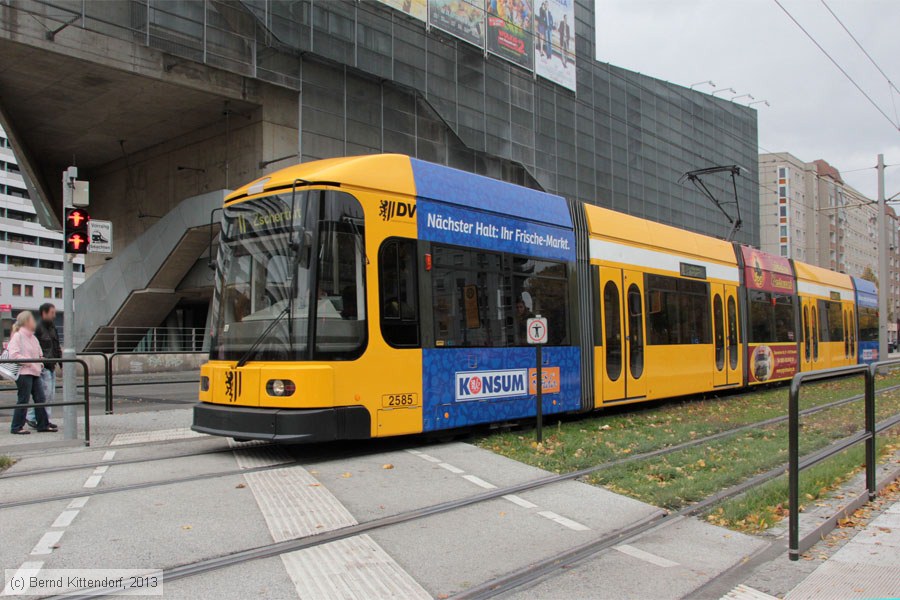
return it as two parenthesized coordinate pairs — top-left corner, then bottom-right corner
(266, 379), (296, 397)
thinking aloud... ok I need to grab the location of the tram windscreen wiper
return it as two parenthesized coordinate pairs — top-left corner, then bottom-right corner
(234, 229), (312, 368)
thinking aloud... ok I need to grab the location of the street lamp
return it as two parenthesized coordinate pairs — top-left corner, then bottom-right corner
(749, 100), (770, 107)
(732, 93), (754, 102)
(690, 80), (715, 90)
(712, 87), (735, 96)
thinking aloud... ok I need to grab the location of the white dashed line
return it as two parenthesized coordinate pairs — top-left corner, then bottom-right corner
(614, 544), (679, 567)
(503, 494), (538, 509)
(537, 511), (591, 531)
(68, 497), (89, 509)
(52, 510), (80, 528)
(2, 561), (43, 595)
(406, 448), (590, 532)
(101, 451), (116, 461)
(31, 531), (64, 555)
(462, 475), (498, 490)
(93, 465), (109, 475)
(83, 475), (102, 488)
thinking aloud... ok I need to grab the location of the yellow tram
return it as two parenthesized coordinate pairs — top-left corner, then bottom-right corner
(192, 154), (876, 442)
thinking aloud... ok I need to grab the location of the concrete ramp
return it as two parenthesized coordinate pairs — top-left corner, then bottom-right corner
(75, 190), (227, 351)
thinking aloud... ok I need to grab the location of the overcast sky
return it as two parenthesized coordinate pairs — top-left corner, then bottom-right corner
(595, 0), (900, 202)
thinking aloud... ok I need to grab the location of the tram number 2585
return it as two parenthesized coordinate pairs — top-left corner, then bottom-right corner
(382, 393), (419, 408)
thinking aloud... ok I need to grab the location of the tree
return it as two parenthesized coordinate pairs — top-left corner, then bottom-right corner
(861, 266), (878, 288)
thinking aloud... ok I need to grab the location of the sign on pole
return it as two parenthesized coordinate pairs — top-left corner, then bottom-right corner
(88, 220), (113, 254)
(527, 316), (548, 345)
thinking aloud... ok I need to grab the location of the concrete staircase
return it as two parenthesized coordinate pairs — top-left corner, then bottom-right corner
(75, 190), (227, 351)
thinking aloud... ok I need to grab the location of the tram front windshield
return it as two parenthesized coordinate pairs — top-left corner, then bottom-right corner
(210, 190), (367, 362)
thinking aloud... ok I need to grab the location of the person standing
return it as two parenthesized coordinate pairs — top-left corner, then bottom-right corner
(9, 311), (56, 435)
(27, 303), (60, 429)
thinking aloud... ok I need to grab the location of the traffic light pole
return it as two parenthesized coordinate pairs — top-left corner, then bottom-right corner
(62, 167), (77, 440)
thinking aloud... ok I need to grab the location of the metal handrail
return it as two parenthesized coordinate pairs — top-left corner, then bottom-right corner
(106, 351), (205, 413)
(788, 360), (900, 560)
(0, 358), (90, 445)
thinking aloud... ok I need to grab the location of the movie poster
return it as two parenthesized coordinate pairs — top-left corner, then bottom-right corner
(533, 0), (575, 91)
(485, 0), (534, 70)
(429, 0), (485, 48)
(377, 0), (428, 22)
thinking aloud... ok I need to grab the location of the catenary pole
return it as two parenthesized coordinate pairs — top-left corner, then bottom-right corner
(62, 167), (77, 440)
(877, 154), (888, 363)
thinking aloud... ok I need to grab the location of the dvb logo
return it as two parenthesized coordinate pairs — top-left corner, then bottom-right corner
(379, 200), (417, 221)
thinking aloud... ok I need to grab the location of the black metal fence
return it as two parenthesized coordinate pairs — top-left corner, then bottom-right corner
(0, 358), (91, 445)
(788, 359), (900, 560)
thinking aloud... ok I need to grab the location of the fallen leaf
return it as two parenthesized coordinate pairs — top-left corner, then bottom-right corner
(182, 525), (192, 530)
(308, 483), (321, 487)
(382, 464), (394, 470)
(235, 483), (246, 489)
(52, 544), (61, 549)
(341, 472), (352, 478)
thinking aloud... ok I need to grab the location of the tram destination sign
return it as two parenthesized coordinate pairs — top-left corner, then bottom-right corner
(679, 262), (707, 280)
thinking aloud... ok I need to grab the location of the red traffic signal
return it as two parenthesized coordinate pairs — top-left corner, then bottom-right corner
(64, 207), (90, 254)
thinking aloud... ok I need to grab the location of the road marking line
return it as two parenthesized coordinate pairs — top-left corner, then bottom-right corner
(93, 466), (109, 475)
(537, 511), (591, 531)
(417, 453), (442, 463)
(405, 449), (423, 455)
(281, 535), (431, 600)
(463, 475), (498, 490)
(438, 462), (465, 474)
(503, 494), (538, 509)
(244, 467), (358, 540)
(244, 465), (430, 598)
(101, 451), (116, 461)
(110, 428), (206, 446)
(67, 497), (89, 509)
(83, 475), (102, 488)
(2, 561), (43, 595)
(614, 544), (679, 567)
(232, 445), (293, 470)
(52, 510), (80, 529)
(30, 531), (64, 555)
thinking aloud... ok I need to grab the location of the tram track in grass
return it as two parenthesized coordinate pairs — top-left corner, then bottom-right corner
(2, 382), (893, 511)
(44, 388), (900, 599)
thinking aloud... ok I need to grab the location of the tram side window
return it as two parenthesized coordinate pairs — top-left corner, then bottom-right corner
(859, 307), (878, 341)
(430, 245), (568, 347)
(819, 300), (844, 342)
(379, 238), (420, 348)
(645, 274), (711, 345)
(749, 291), (795, 343)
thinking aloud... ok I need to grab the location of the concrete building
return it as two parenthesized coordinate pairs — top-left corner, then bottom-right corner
(759, 152), (900, 339)
(0, 126), (84, 343)
(0, 0), (759, 349)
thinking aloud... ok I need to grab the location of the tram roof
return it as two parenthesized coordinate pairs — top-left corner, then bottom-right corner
(227, 154), (572, 228)
(793, 260), (854, 291)
(583, 203), (738, 266)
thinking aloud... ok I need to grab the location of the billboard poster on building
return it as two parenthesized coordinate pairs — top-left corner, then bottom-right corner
(485, 0), (534, 70)
(429, 0), (485, 48)
(376, 0), (427, 22)
(534, 0), (575, 91)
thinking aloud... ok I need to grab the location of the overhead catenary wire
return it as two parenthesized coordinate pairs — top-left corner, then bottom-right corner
(773, 0), (900, 132)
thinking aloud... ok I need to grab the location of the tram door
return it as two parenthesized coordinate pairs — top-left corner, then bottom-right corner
(724, 285), (742, 385)
(710, 284), (741, 386)
(598, 268), (647, 401)
(800, 297), (819, 371)
(710, 284), (728, 387)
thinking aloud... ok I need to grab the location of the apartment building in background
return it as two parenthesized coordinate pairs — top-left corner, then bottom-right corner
(759, 152), (900, 340)
(0, 125), (84, 342)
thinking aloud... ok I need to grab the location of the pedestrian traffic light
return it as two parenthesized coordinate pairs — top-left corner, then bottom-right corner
(64, 207), (90, 254)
